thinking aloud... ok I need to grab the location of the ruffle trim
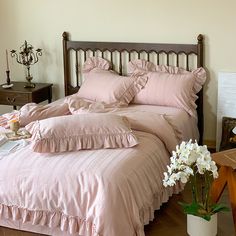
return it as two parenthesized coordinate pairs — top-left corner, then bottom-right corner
(127, 60), (206, 90)
(138, 182), (183, 227)
(118, 72), (148, 106)
(29, 125), (139, 153)
(127, 59), (156, 75)
(82, 57), (111, 73)
(128, 60), (206, 92)
(156, 65), (207, 94)
(127, 59), (206, 117)
(191, 67), (207, 93)
(0, 203), (99, 235)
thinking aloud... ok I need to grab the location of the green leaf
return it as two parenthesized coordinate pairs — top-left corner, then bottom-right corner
(202, 214), (211, 221)
(211, 204), (230, 213)
(178, 201), (201, 216)
(178, 201), (228, 221)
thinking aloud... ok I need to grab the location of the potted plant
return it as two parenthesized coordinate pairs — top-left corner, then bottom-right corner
(163, 140), (228, 236)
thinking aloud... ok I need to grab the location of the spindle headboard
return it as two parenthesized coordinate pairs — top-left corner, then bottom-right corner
(62, 32), (204, 143)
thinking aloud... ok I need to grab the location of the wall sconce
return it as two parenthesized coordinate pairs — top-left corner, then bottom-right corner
(11, 41), (42, 88)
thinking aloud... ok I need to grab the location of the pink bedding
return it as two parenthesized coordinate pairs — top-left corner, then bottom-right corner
(113, 104), (199, 142)
(0, 98), (197, 236)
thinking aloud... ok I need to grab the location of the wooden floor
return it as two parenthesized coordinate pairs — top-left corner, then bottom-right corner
(145, 186), (235, 236)
(0, 186), (234, 236)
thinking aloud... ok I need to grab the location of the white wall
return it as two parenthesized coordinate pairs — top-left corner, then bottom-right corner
(1, 0), (236, 144)
(216, 72), (236, 150)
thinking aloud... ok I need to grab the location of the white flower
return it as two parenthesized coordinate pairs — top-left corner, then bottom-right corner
(163, 140), (218, 188)
(178, 171), (188, 183)
(163, 140), (223, 218)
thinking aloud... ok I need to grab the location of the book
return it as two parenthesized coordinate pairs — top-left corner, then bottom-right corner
(0, 135), (28, 154)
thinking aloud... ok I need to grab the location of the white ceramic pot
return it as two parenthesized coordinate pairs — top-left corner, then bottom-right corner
(187, 214), (217, 236)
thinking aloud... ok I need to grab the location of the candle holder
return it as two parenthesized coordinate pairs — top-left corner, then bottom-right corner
(10, 41), (42, 88)
(2, 70), (13, 89)
(6, 70), (10, 85)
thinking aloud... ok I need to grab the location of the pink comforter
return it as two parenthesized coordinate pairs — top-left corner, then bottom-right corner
(0, 97), (186, 236)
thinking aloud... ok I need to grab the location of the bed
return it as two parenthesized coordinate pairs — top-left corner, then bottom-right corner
(0, 32), (205, 236)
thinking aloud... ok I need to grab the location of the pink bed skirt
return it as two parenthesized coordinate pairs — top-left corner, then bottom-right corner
(0, 183), (183, 236)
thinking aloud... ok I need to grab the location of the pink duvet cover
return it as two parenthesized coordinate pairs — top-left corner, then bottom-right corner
(0, 98), (197, 236)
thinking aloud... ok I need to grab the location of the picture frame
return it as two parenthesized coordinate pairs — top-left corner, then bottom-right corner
(220, 116), (236, 151)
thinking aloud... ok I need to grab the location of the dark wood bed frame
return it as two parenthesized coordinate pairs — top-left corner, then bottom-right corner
(62, 32), (204, 143)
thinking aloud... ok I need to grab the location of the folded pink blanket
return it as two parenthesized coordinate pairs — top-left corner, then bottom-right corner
(19, 102), (70, 127)
(15, 95), (181, 154)
(0, 111), (19, 128)
(18, 95), (120, 127)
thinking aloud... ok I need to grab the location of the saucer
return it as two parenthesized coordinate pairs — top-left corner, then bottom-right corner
(5, 129), (31, 140)
(2, 84), (13, 89)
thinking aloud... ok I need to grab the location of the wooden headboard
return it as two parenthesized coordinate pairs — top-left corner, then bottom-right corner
(62, 32), (204, 143)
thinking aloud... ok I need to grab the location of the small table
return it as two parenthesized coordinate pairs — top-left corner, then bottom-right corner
(0, 82), (53, 109)
(211, 148), (236, 232)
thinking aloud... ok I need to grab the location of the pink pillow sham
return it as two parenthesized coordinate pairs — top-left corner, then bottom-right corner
(25, 113), (138, 153)
(133, 71), (197, 116)
(82, 57), (111, 73)
(77, 57), (148, 106)
(128, 59), (206, 117)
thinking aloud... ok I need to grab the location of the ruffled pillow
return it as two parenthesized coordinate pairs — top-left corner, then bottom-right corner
(127, 59), (206, 117)
(128, 59), (206, 94)
(78, 64), (148, 106)
(128, 59), (156, 74)
(82, 57), (111, 73)
(155, 65), (206, 95)
(25, 113), (138, 153)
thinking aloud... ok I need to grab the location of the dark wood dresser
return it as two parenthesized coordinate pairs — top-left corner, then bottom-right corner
(0, 82), (53, 109)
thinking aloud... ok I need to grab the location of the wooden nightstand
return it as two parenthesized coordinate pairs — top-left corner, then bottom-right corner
(211, 148), (236, 232)
(0, 81), (53, 109)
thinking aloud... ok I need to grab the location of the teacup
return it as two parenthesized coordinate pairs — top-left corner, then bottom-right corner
(9, 120), (20, 136)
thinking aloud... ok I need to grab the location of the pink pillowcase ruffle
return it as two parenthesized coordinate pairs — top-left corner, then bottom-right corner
(78, 67), (148, 106)
(82, 57), (111, 73)
(127, 59), (206, 117)
(26, 114), (138, 153)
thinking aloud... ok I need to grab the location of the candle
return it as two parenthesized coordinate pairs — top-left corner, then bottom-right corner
(6, 49), (9, 71)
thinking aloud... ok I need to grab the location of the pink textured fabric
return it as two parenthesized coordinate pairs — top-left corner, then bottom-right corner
(0, 111), (19, 128)
(18, 96), (119, 127)
(77, 68), (148, 105)
(65, 94), (120, 114)
(82, 57), (111, 73)
(155, 65), (206, 96)
(0, 103), (184, 236)
(128, 59), (156, 74)
(19, 102), (70, 127)
(112, 104), (199, 143)
(25, 113), (138, 153)
(128, 59), (206, 117)
(133, 71), (196, 116)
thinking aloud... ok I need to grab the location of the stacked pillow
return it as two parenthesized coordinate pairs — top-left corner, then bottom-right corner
(26, 57), (206, 153)
(77, 57), (148, 106)
(25, 57), (148, 153)
(128, 59), (206, 117)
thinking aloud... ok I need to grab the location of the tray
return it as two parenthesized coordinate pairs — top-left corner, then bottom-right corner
(5, 129), (31, 141)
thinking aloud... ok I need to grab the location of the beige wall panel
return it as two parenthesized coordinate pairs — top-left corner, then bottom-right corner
(1, 0), (236, 142)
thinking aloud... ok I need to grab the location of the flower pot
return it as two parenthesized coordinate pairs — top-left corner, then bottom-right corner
(187, 214), (217, 236)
